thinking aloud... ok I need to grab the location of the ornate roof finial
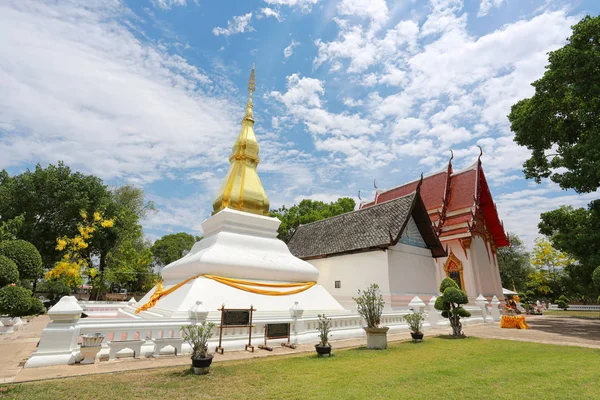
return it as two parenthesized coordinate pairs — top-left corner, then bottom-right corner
(449, 149), (454, 162)
(248, 63), (256, 93)
(243, 65), (256, 122)
(477, 145), (483, 163)
(358, 190), (362, 201)
(373, 179), (378, 190)
(416, 172), (424, 192)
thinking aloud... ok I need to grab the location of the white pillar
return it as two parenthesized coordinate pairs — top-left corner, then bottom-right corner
(427, 296), (441, 326)
(289, 302), (304, 345)
(188, 301), (209, 322)
(489, 295), (501, 321)
(475, 294), (492, 323)
(408, 296), (426, 313)
(25, 296), (83, 368)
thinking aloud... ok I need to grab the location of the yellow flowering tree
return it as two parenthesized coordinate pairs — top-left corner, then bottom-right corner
(45, 211), (114, 289)
(527, 238), (575, 301)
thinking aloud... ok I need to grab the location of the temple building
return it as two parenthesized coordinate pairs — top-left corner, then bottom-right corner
(289, 153), (509, 308)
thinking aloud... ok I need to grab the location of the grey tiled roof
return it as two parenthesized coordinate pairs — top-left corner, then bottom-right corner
(288, 191), (445, 259)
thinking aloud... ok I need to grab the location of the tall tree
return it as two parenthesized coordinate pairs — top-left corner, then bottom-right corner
(151, 232), (201, 268)
(508, 15), (600, 193)
(270, 197), (356, 243)
(528, 238), (575, 301)
(496, 232), (532, 292)
(538, 201), (600, 299)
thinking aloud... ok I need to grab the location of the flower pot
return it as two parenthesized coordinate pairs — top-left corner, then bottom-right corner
(364, 327), (389, 349)
(82, 333), (105, 347)
(410, 332), (424, 343)
(0, 317), (21, 334)
(80, 346), (101, 364)
(315, 344), (332, 357)
(192, 354), (213, 375)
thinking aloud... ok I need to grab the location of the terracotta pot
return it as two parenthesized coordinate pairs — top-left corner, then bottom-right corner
(315, 344), (332, 357)
(364, 327), (389, 349)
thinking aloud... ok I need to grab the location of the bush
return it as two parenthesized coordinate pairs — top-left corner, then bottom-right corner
(182, 321), (216, 359)
(434, 278), (469, 338)
(353, 283), (385, 329)
(556, 300), (569, 311)
(27, 296), (45, 315)
(0, 285), (33, 318)
(317, 314), (332, 347)
(0, 240), (43, 281)
(0, 255), (19, 286)
(403, 312), (424, 334)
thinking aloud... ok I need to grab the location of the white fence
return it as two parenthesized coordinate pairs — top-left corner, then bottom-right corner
(549, 304), (600, 311)
(25, 295), (499, 368)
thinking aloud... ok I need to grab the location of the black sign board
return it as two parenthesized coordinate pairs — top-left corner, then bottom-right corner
(266, 323), (290, 339)
(223, 310), (251, 326)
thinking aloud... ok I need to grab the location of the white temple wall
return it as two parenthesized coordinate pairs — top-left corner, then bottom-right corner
(387, 243), (438, 307)
(471, 235), (499, 298)
(437, 240), (478, 298)
(308, 251), (390, 311)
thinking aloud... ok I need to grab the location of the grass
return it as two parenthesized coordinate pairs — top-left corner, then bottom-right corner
(3, 338), (600, 400)
(543, 310), (600, 319)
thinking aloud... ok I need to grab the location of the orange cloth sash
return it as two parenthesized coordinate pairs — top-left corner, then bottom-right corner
(500, 315), (529, 329)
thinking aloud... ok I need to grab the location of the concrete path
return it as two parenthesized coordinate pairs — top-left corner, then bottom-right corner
(2, 314), (599, 384)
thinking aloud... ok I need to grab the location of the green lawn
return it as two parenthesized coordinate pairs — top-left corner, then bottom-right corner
(3, 338), (600, 400)
(543, 309), (600, 319)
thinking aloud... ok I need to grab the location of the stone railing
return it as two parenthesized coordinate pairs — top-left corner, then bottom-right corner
(25, 294), (500, 368)
(549, 304), (600, 311)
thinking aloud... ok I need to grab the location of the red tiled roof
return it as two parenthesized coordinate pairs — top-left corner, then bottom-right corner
(442, 213), (472, 227)
(363, 171), (448, 210)
(446, 169), (476, 211)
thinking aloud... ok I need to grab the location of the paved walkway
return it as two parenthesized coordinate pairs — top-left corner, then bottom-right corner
(1, 314), (599, 384)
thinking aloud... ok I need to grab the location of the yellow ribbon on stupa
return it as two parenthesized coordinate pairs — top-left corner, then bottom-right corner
(135, 275), (316, 314)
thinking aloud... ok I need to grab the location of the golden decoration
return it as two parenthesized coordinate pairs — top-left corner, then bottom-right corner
(212, 65), (270, 216)
(443, 250), (466, 293)
(500, 315), (529, 329)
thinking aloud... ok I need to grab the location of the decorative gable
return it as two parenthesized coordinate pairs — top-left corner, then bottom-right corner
(399, 216), (427, 248)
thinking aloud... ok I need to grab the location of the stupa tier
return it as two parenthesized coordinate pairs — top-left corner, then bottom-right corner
(134, 67), (347, 318)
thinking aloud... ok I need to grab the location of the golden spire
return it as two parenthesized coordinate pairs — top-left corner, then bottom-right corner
(212, 65), (270, 216)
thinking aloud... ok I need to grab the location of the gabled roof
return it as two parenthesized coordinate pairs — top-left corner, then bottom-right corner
(288, 191), (446, 260)
(360, 155), (509, 247)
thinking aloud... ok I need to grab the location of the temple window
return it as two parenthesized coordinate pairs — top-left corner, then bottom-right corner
(443, 250), (466, 293)
(334, 280), (341, 289)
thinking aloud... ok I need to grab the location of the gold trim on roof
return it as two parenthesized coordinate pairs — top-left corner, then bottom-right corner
(212, 66), (270, 216)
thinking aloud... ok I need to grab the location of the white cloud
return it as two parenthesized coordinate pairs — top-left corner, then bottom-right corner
(337, 0), (389, 31)
(283, 40), (300, 58)
(213, 13), (254, 36)
(260, 7), (283, 21)
(152, 0), (187, 10)
(264, 0), (320, 12)
(478, 0), (506, 17)
(0, 0), (238, 182)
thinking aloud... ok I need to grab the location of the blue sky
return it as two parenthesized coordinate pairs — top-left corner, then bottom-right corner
(1, 0), (599, 248)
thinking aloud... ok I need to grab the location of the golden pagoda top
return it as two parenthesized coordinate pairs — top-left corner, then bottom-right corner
(212, 65), (270, 216)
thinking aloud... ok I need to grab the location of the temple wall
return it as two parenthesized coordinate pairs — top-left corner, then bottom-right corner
(387, 243), (438, 307)
(437, 240), (478, 298)
(308, 250), (390, 311)
(471, 235), (500, 298)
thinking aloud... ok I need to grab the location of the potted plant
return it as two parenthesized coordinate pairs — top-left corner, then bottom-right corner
(315, 314), (332, 357)
(182, 321), (216, 375)
(80, 333), (105, 364)
(353, 283), (388, 349)
(403, 312), (425, 342)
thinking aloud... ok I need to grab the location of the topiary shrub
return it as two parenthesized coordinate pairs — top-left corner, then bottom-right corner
(0, 240), (43, 281)
(27, 296), (45, 316)
(0, 285), (33, 318)
(434, 278), (471, 338)
(0, 255), (19, 287)
(556, 295), (569, 311)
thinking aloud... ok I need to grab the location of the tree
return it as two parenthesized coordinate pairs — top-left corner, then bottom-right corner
(0, 255), (19, 287)
(0, 216), (24, 241)
(527, 238), (574, 301)
(434, 278), (471, 338)
(0, 163), (111, 268)
(0, 240), (43, 281)
(538, 201), (600, 299)
(106, 239), (157, 293)
(496, 232), (532, 292)
(151, 232), (201, 268)
(508, 16), (600, 193)
(270, 197), (356, 243)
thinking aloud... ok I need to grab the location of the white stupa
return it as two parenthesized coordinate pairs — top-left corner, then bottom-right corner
(135, 67), (347, 318)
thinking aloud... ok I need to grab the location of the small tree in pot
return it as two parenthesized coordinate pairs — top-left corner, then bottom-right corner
(434, 278), (470, 338)
(353, 283), (388, 349)
(182, 321), (216, 375)
(315, 314), (332, 357)
(403, 312), (425, 342)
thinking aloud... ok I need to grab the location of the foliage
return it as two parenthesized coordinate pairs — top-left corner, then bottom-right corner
(45, 210), (114, 289)
(0, 215), (24, 241)
(593, 266), (600, 292)
(556, 295), (570, 311)
(497, 233), (532, 292)
(525, 238), (574, 301)
(105, 239), (157, 293)
(434, 278), (470, 338)
(0, 239), (43, 281)
(0, 285), (33, 317)
(182, 321), (216, 359)
(403, 312), (424, 334)
(0, 163), (112, 268)
(353, 283), (385, 329)
(28, 296), (45, 315)
(0, 255), (19, 287)
(538, 202), (600, 299)
(35, 279), (72, 307)
(151, 232), (200, 268)
(508, 15), (600, 193)
(270, 197), (355, 243)
(316, 314), (332, 347)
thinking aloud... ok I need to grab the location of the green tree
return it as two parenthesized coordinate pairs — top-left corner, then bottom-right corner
(0, 216), (24, 241)
(151, 232), (201, 268)
(508, 15), (600, 193)
(106, 239), (157, 293)
(270, 197), (356, 243)
(527, 238), (574, 301)
(0, 240), (43, 282)
(538, 201), (600, 299)
(496, 232), (532, 292)
(434, 278), (471, 338)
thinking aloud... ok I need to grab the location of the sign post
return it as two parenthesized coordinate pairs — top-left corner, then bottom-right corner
(215, 305), (256, 354)
(258, 323), (295, 351)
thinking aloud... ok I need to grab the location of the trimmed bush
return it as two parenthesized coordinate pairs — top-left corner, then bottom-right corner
(0, 285), (32, 318)
(27, 296), (45, 316)
(434, 277), (470, 338)
(0, 255), (19, 286)
(0, 240), (43, 280)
